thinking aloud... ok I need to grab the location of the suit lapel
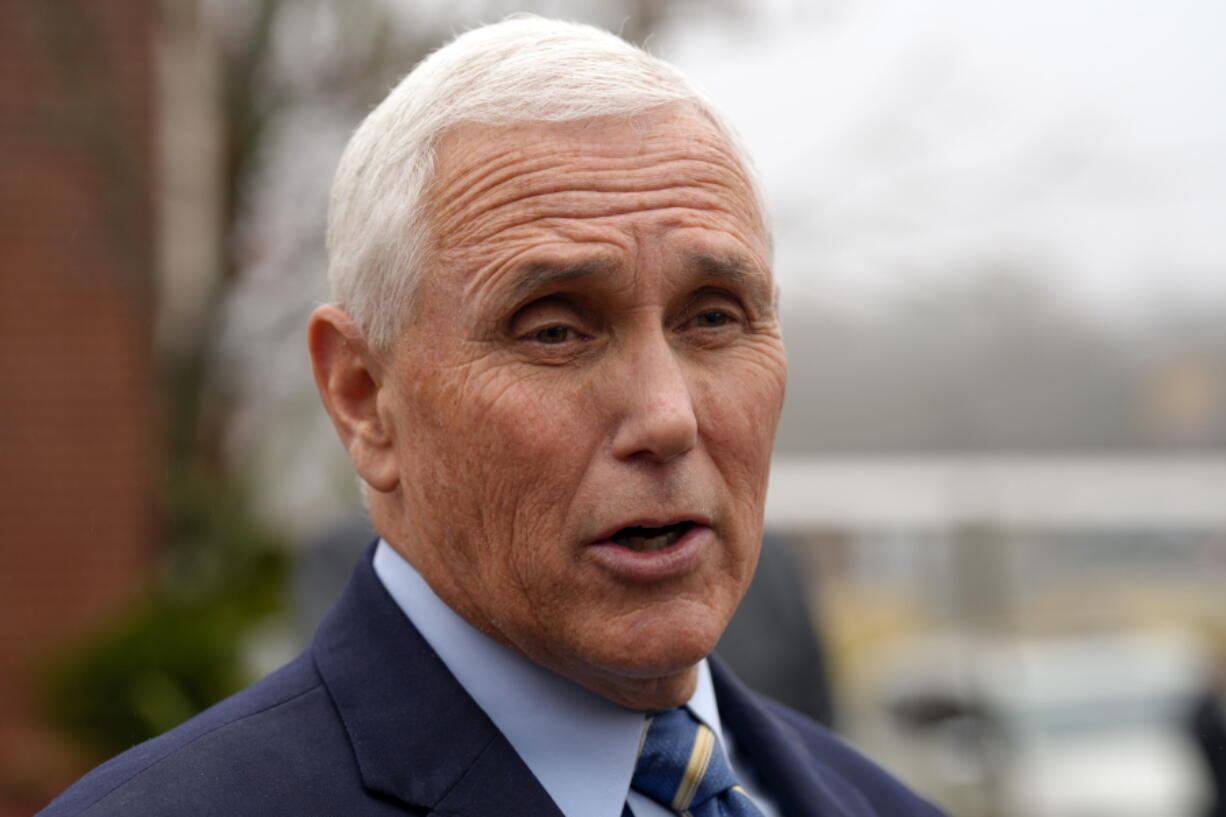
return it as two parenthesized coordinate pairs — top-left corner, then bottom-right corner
(312, 542), (564, 816)
(711, 657), (876, 817)
(312, 543), (885, 817)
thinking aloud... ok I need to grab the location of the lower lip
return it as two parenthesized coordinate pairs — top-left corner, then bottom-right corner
(585, 524), (711, 582)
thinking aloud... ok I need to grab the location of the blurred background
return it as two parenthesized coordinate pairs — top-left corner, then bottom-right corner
(3, 1), (1225, 815)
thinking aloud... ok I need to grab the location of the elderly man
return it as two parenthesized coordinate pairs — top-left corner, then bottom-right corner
(40, 17), (945, 817)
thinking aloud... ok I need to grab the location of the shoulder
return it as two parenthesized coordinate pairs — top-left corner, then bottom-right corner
(36, 653), (386, 817)
(750, 693), (948, 817)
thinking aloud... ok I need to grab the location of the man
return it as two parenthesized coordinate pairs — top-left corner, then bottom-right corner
(40, 17), (946, 817)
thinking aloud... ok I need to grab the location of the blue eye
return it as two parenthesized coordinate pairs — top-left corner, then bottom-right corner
(533, 325), (571, 344)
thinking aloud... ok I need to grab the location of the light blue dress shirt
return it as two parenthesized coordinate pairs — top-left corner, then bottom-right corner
(372, 540), (778, 817)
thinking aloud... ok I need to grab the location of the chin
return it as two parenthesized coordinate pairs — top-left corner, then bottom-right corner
(585, 651), (705, 711)
(589, 605), (728, 680)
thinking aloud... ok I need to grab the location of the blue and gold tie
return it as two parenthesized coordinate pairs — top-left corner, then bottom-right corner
(628, 707), (766, 817)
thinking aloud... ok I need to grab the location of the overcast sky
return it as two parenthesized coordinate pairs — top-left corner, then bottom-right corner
(659, 0), (1226, 318)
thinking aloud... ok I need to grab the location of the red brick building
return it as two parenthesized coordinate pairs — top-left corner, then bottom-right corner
(0, 2), (157, 811)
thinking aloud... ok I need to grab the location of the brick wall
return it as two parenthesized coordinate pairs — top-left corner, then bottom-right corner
(0, 1), (156, 811)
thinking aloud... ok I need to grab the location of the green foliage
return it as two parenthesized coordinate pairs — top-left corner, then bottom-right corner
(41, 466), (287, 760)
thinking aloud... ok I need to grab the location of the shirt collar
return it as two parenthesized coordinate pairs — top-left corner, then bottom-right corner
(372, 539), (724, 817)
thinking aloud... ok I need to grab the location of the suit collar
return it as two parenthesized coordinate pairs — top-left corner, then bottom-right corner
(313, 543), (872, 817)
(372, 540), (649, 817)
(311, 541), (564, 816)
(711, 656), (873, 817)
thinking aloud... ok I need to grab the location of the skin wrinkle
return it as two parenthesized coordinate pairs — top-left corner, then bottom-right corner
(447, 188), (753, 253)
(437, 150), (742, 223)
(430, 109), (744, 214)
(310, 105), (786, 710)
(454, 220), (770, 330)
(478, 255), (774, 353)
(429, 122), (758, 253)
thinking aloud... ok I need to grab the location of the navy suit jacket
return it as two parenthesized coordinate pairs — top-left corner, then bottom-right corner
(39, 544), (946, 817)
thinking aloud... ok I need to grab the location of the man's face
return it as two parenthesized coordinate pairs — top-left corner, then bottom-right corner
(376, 106), (786, 708)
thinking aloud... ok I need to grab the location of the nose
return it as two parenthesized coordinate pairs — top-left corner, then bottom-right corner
(609, 333), (699, 464)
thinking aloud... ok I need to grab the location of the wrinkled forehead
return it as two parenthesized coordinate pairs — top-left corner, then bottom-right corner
(421, 105), (769, 258)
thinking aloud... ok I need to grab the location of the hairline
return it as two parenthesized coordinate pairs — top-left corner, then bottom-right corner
(325, 18), (773, 353)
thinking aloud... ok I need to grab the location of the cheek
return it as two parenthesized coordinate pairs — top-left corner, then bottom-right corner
(474, 370), (597, 476)
(454, 369), (601, 551)
(701, 347), (786, 455)
(696, 347), (786, 518)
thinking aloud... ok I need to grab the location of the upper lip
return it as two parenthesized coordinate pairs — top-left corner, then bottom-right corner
(589, 514), (712, 544)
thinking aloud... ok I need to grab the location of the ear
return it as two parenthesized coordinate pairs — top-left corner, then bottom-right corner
(307, 305), (400, 492)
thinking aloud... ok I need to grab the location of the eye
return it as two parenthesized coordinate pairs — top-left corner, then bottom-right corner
(692, 310), (733, 328)
(676, 301), (745, 347)
(530, 325), (573, 344)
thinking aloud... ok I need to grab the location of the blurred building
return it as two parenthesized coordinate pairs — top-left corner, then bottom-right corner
(765, 455), (1226, 817)
(0, 2), (158, 811)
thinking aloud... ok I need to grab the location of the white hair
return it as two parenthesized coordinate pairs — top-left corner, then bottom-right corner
(326, 14), (767, 349)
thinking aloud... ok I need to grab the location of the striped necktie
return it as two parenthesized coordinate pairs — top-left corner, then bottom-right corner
(628, 707), (766, 817)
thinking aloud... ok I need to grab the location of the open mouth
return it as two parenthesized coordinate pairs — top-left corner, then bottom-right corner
(609, 521), (695, 552)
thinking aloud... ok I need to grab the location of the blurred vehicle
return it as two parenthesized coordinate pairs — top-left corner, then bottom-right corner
(853, 629), (1211, 817)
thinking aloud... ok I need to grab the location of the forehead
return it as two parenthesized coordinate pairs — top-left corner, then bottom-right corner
(423, 106), (768, 271)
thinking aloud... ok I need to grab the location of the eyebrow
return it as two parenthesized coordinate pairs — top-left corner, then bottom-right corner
(685, 252), (774, 311)
(501, 252), (773, 311)
(685, 251), (758, 282)
(504, 258), (618, 303)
